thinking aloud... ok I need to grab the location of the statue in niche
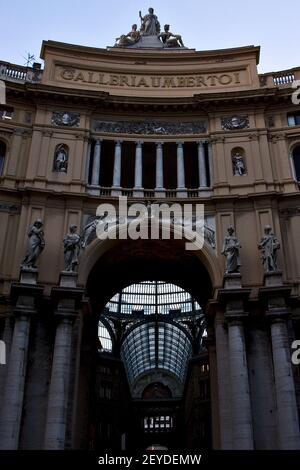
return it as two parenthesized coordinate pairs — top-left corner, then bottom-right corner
(115, 24), (140, 46)
(63, 224), (81, 272)
(159, 24), (184, 47)
(21, 219), (45, 269)
(221, 226), (241, 274)
(139, 7), (160, 35)
(232, 152), (246, 176)
(54, 145), (68, 172)
(258, 225), (280, 272)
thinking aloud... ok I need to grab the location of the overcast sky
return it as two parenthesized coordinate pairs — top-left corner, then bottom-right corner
(1, 0), (299, 73)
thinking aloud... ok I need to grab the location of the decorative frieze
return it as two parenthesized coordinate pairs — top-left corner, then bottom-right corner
(221, 115), (249, 131)
(51, 111), (80, 127)
(93, 120), (207, 135)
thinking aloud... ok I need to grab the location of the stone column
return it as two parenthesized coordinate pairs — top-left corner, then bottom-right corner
(176, 141), (187, 197)
(44, 274), (83, 450)
(208, 142), (214, 186)
(227, 319), (254, 449)
(155, 142), (165, 196)
(215, 312), (233, 449)
(85, 139), (92, 183)
(91, 139), (101, 186)
(44, 315), (74, 449)
(112, 140), (122, 196)
(198, 141), (208, 188)
(270, 318), (300, 449)
(0, 275), (43, 450)
(133, 141), (143, 196)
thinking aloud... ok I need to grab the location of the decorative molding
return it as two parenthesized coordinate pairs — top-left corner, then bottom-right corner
(0, 203), (21, 214)
(93, 120), (208, 135)
(52, 111), (80, 127)
(279, 207), (300, 217)
(221, 115), (249, 131)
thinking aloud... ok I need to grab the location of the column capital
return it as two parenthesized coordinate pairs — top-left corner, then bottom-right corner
(135, 140), (144, 146)
(176, 140), (184, 146)
(95, 138), (102, 145)
(115, 139), (123, 145)
(197, 140), (205, 146)
(155, 141), (164, 147)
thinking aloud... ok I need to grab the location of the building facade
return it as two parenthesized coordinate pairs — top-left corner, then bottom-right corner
(0, 11), (300, 450)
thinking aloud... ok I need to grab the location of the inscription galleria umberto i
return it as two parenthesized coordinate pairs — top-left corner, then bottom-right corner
(0, 6), (300, 455)
(59, 68), (242, 89)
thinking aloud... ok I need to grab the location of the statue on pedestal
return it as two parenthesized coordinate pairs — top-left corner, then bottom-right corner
(115, 24), (140, 47)
(139, 7), (160, 35)
(63, 224), (81, 272)
(232, 152), (246, 176)
(21, 219), (45, 269)
(221, 226), (241, 273)
(159, 24), (184, 47)
(258, 225), (280, 272)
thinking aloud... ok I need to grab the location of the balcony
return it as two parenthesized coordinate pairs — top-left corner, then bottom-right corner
(0, 61), (43, 83)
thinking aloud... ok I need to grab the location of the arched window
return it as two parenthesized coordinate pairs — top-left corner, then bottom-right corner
(231, 146), (246, 176)
(53, 144), (68, 172)
(98, 320), (113, 353)
(0, 140), (6, 176)
(292, 145), (300, 183)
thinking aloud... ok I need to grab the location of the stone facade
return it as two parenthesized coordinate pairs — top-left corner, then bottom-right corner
(0, 36), (300, 451)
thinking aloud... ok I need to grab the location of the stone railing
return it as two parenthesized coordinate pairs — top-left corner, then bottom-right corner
(87, 186), (211, 199)
(259, 67), (300, 88)
(0, 61), (43, 83)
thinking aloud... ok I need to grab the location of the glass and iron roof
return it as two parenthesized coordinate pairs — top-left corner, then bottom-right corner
(120, 321), (193, 384)
(99, 281), (205, 387)
(106, 281), (201, 316)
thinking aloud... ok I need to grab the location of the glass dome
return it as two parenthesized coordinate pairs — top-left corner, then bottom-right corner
(105, 281), (201, 315)
(99, 281), (205, 388)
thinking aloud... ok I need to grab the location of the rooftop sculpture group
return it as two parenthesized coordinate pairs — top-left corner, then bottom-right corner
(115, 7), (185, 48)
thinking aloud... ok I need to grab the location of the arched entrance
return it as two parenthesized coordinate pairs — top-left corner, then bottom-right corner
(73, 237), (218, 451)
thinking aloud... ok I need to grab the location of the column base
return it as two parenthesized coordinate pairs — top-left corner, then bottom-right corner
(198, 187), (212, 197)
(111, 187), (122, 196)
(176, 188), (187, 198)
(263, 270), (283, 287)
(223, 272), (242, 289)
(59, 271), (78, 288)
(133, 187), (144, 197)
(87, 184), (100, 196)
(155, 188), (166, 198)
(19, 267), (38, 285)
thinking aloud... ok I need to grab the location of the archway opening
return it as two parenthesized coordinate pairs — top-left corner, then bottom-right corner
(76, 238), (214, 451)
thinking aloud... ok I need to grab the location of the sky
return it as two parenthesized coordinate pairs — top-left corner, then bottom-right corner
(1, 0), (300, 73)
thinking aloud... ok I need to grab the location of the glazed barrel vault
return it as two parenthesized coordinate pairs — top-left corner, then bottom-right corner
(0, 7), (300, 451)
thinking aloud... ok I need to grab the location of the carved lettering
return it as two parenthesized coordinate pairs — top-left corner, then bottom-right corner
(151, 76), (161, 87)
(59, 68), (245, 90)
(162, 77), (176, 88)
(219, 74), (232, 85)
(61, 69), (75, 80)
(74, 72), (86, 82)
(136, 77), (149, 87)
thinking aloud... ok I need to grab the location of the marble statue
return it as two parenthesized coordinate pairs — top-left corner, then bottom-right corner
(159, 24), (184, 47)
(63, 224), (81, 272)
(232, 152), (246, 176)
(139, 7), (160, 35)
(54, 146), (68, 172)
(258, 225), (280, 272)
(21, 219), (45, 269)
(115, 24), (140, 46)
(221, 226), (241, 273)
